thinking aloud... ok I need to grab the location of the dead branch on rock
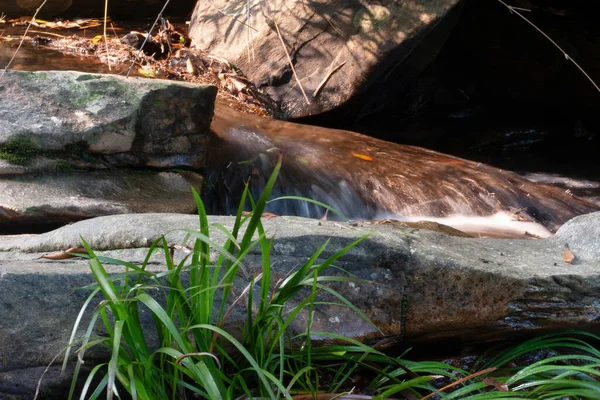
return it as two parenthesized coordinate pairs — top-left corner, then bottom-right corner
(272, 19), (311, 105)
(313, 61), (346, 98)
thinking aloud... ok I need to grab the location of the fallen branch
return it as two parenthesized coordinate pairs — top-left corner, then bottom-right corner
(313, 61), (346, 98)
(494, 0), (600, 93)
(420, 367), (498, 400)
(272, 19), (311, 105)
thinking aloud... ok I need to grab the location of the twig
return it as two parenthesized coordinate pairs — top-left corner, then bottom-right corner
(126, 0), (172, 77)
(211, 0), (258, 32)
(103, 0), (111, 70)
(272, 19), (311, 105)
(29, 30), (67, 38)
(420, 367), (497, 400)
(313, 61), (346, 98)
(0, 0), (48, 81)
(495, 0), (600, 93)
(110, 22), (119, 38)
(245, 0), (255, 63)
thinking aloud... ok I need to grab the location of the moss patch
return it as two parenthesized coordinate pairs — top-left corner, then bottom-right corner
(0, 134), (39, 165)
(0, 136), (99, 168)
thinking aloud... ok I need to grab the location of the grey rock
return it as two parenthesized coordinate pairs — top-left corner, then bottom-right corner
(554, 212), (600, 263)
(0, 70), (215, 230)
(0, 170), (203, 229)
(189, 0), (461, 118)
(0, 365), (79, 400)
(1, 212), (600, 373)
(0, 70), (216, 168)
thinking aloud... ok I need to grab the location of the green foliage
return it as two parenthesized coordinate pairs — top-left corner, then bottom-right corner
(64, 156), (373, 399)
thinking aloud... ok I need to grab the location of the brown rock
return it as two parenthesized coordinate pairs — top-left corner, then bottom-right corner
(189, 0), (462, 118)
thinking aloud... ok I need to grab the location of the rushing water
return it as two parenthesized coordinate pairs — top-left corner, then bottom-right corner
(205, 104), (599, 237)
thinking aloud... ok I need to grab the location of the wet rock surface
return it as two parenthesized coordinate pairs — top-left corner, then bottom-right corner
(189, 0), (462, 118)
(1, 212), (600, 382)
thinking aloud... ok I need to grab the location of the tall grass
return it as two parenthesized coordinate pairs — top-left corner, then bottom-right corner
(62, 157), (375, 399)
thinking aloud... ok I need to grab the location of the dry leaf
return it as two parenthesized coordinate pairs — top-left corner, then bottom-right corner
(92, 35), (104, 43)
(41, 247), (87, 260)
(563, 246), (575, 264)
(137, 68), (155, 78)
(241, 211), (279, 218)
(482, 377), (509, 392)
(351, 152), (373, 161)
(185, 58), (196, 75)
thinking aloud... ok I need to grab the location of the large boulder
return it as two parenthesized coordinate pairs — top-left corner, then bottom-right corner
(0, 70), (216, 231)
(0, 70), (216, 167)
(189, 0), (462, 118)
(1, 212), (600, 398)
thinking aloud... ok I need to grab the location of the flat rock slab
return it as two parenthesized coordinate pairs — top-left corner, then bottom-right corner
(1, 212), (599, 374)
(0, 70), (216, 168)
(0, 170), (203, 230)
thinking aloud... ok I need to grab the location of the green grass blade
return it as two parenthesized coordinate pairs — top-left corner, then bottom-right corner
(106, 320), (124, 400)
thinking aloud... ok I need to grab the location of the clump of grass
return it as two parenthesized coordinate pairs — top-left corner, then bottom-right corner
(61, 157), (375, 399)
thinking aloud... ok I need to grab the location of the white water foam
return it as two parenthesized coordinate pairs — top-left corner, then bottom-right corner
(377, 211), (553, 239)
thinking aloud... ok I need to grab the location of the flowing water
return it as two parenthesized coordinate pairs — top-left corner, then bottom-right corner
(205, 105), (599, 237)
(2, 38), (599, 238)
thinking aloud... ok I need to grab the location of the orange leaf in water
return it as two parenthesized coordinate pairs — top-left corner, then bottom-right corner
(563, 246), (575, 264)
(430, 157), (465, 165)
(351, 152), (373, 161)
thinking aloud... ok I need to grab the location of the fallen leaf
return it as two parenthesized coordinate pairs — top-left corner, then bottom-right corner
(482, 377), (509, 392)
(563, 246), (575, 264)
(41, 247), (87, 260)
(351, 152), (373, 161)
(241, 211), (279, 219)
(137, 68), (155, 78)
(92, 35), (104, 43)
